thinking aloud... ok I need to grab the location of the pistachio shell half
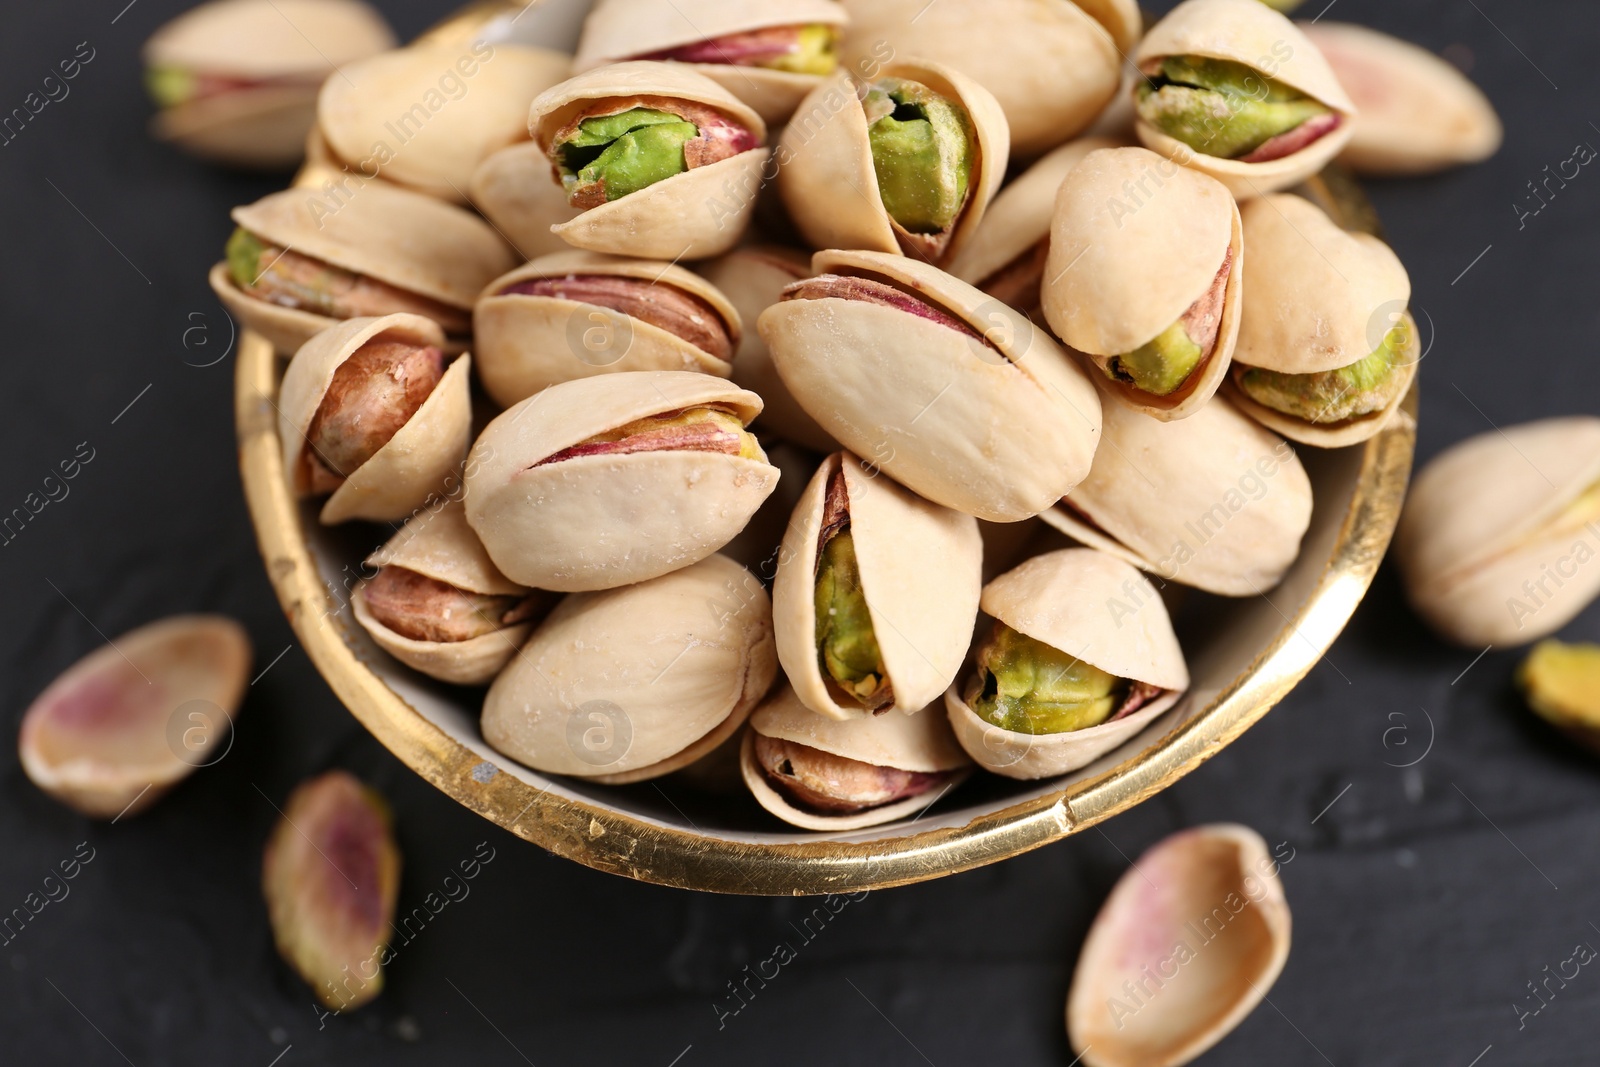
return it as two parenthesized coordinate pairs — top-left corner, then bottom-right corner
(468, 141), (583, 260)
(482, 554), (777, 782)
(759, 249), (1102, 522)
(1396, 417), (1600, 647)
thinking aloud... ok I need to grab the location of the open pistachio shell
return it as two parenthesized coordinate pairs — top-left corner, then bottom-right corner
(946, 549), (1188, 780)
(1134, 0), (1356, 198)
(482, 554), (776, 782)
(469, 141), (583, 260)
(1042, 146), (1242, 420)
(574, 0), (849, 125)
(774, 452), (982, 720)
(759, 249), (1102, 522)
(1067, 824), (1291, 1067)
(1396, 417), (1600, 647)
(1042, 391), (1313, 596)
(1302, 22), (1502, 176)
(777, 59), (1008, 267)
(740, 685), (972, 830)
(529, 61), (770, 260)
(279, 314), (472, 525)
(473, 250), (741, 407)
(319, 44), (571, 203)
(464, 370), (778, 591)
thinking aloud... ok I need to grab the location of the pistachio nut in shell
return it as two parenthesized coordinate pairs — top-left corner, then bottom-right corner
(464, 370), (778, 591)
(759, 249), (1102, 522)
(474, 250), (741, 407)
(574, 0), (849, 126)
(529, 61), (770, 260)
(1302, 22), (1502, 176)
(1396, 417), (1600, 647)
(1042, 147), (1242, 420)
(319, 43), (570, 203)
(774, 452), (982, 719)
(211, 181), (515, 355)
(469, 141), (582, 260)
(143, 0), (395, 169)
(279, 314), (473, 525)
(946, 549), (1189, 780)
(837, 0), (1134, 157)
(1133, 0), (1356, 198)
(262, 771), (400, 1011)
(1067, 824), (1291, 1067)
(777, 59), (1007, 267)
(741, 685), (972, 830)
(18, 615), (249, 819)
(1043, 391), (1313, 596)
(1518, 640), (1600, 754)
(482, 554), (777, 783)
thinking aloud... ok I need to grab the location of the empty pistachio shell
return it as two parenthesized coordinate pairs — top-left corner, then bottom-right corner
(1519, 640), (1600, 752)
(262, 771), (400, 1011)
(1067, 824), (1291, 1067)
(775, 452), (982, 719)
(1043, 391), (1313, 596)
(279, 315), (472, 525)
(18, 615), (250, 819)
(759, 249), (1102, 522)
(741, 684), (972, 830)
(469, 141), (583, 260)
(483, 554), (777, 782)
(1042, 146), (1242, 420)
(1302, 22), (1502, 176)
(1397, 417), (1600, 647)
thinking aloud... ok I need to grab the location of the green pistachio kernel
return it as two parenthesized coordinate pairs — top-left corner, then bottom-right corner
(864, 79), (973, 235)
(226, 227), (266, 289)
(557, 108), (697, 202)
(764, 24), (838, 75)
(1238, 325), (1408, 423)
(814, 531), (889, 705)
(1107, 319), (1204, 397)
(1136, 56), (1330, 159)
(972, 623), (1126, 735)
(145, 65), (196, 108)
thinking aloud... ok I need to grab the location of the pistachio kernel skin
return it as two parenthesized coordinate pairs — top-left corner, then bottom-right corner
(754, 734), (944, 813)
(361, 567), (530, 644)
(306, 339), (444, 484)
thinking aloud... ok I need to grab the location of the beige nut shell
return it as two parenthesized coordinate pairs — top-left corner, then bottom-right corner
(758, 249), (1103, 522)
(278, 314), (472, 525)
(143, 0), (395, 80)
(468, 141), (583, 261)
(946, 549), (1189, 780)
(463, 370), (777, 591)
(774, 452), (983, 720)
(153, 86), (323, 170)
(473, 250), (741, 407)
(482, 554), (776, 782)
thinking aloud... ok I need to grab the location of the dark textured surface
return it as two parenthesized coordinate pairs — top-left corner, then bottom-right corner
(1, 0), (1596, 1063)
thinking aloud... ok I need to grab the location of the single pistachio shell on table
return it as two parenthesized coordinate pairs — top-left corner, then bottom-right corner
(482, 554), (777, 783)
(18, 615), (250, 819)
(1066, 824), (1291, 1067)
(1396, 417), (1600, 648)
(1519, 640), (1600, 753)
(740, 685), (972, 830)
(473, 250), (742, 407)
(574, 0), (849, 126)
(1042, 391), (1313, 596)
(1041, 146), (1242, 421)
(469, 141), (583, 260)
(1301, 21), (1502, 176)
(758, 248), (1103, 522)
(142, 0), (396, 170)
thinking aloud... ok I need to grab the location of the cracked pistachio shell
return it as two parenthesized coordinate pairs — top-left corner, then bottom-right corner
(1134, 0), (1356, 198)
(473, 250), (741, 407)
(1396, 417), (1600, 648)
(211, 182), (515, 355)
(1067, 824), (1290, 1067)
(1042, 146), (1242, 421)
(776, 58), (1008, 266)
(279, 314), (472, 525)
(740, 684), (972, 830)
(463, 371), (778, 591)
(1042, 392), (1312, 596)
(1302, 22), (1502, 176)
(352, 499), (533, 686)
(529, 62), (770, 260)
(758, 249), (1103, 522)
(319, 44), (570, 203)
(946, 548), (1189, 780)
(483, 554), (776, 782)
(574, 0), (849, 125)
(775, 452), (982, 720)
(838, 0), (1133, 157)
(469, 141), (582, 260)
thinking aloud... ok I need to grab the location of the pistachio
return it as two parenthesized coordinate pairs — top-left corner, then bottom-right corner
(360, 566), (534, 644)
(781, 273), (981, 336)
(498, 273), (733, 363)
(812, 469), (890, 709)
(1136, 56), (1336, 161)
(970, 621), (1162, 735)
(636, 23), (839, 75)
(753, 734), (946, 812)
(864, 77), (974, 242)
(536, 405), (763, 466)
(1235, 323), (1408, 424)
(551, 97), (757, 208)
(305, 338), (445, 489)
(1519, 641), (1600, 748)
